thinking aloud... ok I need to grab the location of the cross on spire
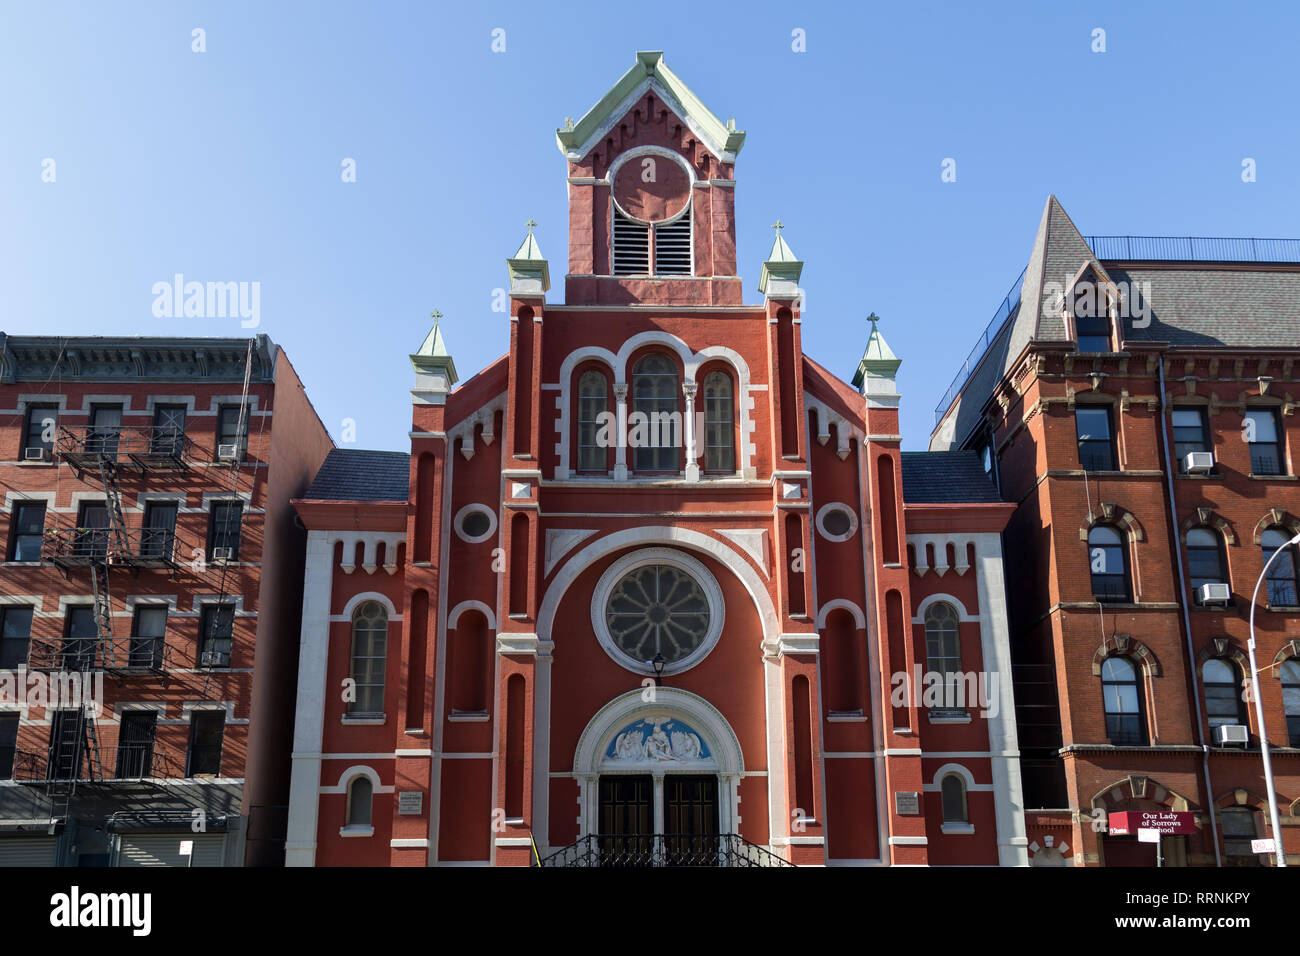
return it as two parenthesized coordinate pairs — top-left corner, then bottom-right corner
(430, 309), (442, 331)
(867, 312), (880, 333)
(525, 218), (537, 230)
(771, 219), (784, 233)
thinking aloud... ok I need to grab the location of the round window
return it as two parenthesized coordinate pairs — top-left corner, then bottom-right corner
(816, 503), (859, 542)
(454, 504), (497, 544)
(606, 565), (709, 664)
(592, 549), (724, 674)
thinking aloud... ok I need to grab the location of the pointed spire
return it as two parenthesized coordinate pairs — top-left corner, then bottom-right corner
(507, 219), (550, 296)
(759, 220), (803, 297)
(852, 313), (901, 392)
(410, 309), (458, 399)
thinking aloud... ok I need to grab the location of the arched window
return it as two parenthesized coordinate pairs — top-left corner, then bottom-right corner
(924, 602), (961, 678)
(702, 370), (734, 474)
(576, 369), (610, 473)
(1088, 525), (1129, 603)
(1261, 527), (1299, 607)
(1282, 659), (1300, 747)
(1187, 527), (1228, 602)
(1203, 658), (1246, 737)
(346, 775), (373, 828)
(349, 601), (388, 716)
(1220, 807), (1262, 866)
(940, 774), (967, 823)
(631, 354), (679, 473)
(1101, 656), (1144, 745)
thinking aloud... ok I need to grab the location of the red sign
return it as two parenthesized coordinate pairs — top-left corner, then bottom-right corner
(1108, 811), (1197, 836)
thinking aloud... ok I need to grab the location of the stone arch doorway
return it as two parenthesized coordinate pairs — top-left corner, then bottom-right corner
(572, 688), (744, 861)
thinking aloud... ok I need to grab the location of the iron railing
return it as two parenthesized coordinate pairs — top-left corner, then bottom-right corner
(26, 634), (174, 673)
(932, 267), (1027, 426)
(539, 833), (794, 868)
(55, 425), (195, 473)
(12, 744), (184, 783)
(42, 526), (179, 570)
(1086, 235), (1300, 263)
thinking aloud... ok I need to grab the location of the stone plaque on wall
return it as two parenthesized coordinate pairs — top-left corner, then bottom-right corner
(398, 791), (423, 815)
(895, 791), (920, 815)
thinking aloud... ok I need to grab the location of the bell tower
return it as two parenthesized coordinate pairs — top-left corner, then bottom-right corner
(556, 51), (747, 306)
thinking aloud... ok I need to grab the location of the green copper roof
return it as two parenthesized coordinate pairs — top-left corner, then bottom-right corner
(411, 315), (458, 384)
(556, 51), (746, 162)
(851, 314), (900, 388)
(507, 221), (551, 293)
(758, 225), (803, 295)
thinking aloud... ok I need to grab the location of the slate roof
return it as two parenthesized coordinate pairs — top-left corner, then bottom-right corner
(900, 451), (1002, 504)
(304, 449), (410, 502)
(931, 194), (1300, 451)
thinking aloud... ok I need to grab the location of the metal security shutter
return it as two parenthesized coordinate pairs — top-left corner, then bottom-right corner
(116, 833), (225, 867)
(0, 837), (58, 867)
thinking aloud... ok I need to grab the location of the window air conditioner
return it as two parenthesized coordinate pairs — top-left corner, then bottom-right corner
(1215, 724), (1249, 746)
(24, 447), (48, 461)
(200, 649), (230, 668)
(1183, 451), (1214, 474)
(211, 547), (234, 562)
(1198, 582), (1231, 605)
(217, 443), (240, 460)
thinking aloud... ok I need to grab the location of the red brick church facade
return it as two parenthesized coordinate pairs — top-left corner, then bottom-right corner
(283, 52), (1027, 867)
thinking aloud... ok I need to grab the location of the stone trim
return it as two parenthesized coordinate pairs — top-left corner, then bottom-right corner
(1091, 633), (1162, 678)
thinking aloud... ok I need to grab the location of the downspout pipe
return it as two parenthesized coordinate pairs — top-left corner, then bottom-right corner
(1157, 354), (1223, 866)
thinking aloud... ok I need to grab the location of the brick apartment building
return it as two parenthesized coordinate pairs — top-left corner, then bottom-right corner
(0, 333), (332, 866)
(932, 197), (1300, 866)
(283, 51), (1028, 868)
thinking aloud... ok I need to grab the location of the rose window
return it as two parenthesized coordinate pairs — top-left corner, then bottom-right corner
(604, 565), (710, 664)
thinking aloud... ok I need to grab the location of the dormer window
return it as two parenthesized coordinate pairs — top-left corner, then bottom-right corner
(1073, 292), (1112, 352)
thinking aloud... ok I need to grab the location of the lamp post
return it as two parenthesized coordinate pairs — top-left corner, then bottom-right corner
(651, 654), (666, 687)
(1246, 531), (1297, 867)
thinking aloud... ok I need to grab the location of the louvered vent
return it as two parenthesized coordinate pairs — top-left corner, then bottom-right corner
(653, 215), (692, 275)
(613, 210), (650, 275)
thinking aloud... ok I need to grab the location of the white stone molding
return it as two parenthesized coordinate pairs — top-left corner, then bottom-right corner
(716, 528), (769, 577)
(907, 533), (972, 578)
(454, 503), (498, 544)
(804, 395), (863, 460)
(543, 528), (596, 576)
(448, 392), (506, 460)
(911, 592), (978, 624)
(814, 598), (866, 630)
(815, 502), (859, 543)
(447, 600), (497, 632)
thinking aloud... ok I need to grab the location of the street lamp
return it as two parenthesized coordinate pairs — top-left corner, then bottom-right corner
(1246, 530), (1298, 868)
(651, 654), (666, 686)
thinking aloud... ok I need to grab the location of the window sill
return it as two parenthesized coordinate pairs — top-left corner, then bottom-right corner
(941, 822), (975, 835)
(1, 561), (43, 567)
(448, 711), (490, 723)
(827, 711), (866, 722)
(1267, 605), (1300, 613)
(339, 825), (374, 838)
(14, 460), (55, 467)
(928, 710), (972, 724)
(342, 714), (386, 726)
(1248, 474), (1296, 481)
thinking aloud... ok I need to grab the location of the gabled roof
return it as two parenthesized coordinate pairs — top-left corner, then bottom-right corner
(304, 449), (410, 502)
(555, 51), (746, 163)
(901, 451), (1001, 504)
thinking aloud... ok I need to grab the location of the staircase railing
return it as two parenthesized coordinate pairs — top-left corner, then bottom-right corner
(538, 833), (794, 867)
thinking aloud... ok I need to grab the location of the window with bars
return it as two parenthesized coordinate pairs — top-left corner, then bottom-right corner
(116, 710), (157, 779)
(199, 604), (234, 667)
(207, 501), (243, 560)
(349, 601), (388, 716)
(612, 207), (692, 276)
(186, 711), (225, 776)
(577, 370), (610, 473)
(702, 370), (734, 473)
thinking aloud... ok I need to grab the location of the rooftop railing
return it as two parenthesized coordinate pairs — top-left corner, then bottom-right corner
(933, 235), (1300, 429)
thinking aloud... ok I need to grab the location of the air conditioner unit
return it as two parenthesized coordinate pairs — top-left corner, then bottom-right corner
(200, 649), (230, 668)
(1183, 451), (1214, 474)
(217, 443), (240, 460)
(1198, 582), (1231, 605)
(211, 547), (234, 562)
(1216, 724), (1249, 746)
(23, 447), (48, 461)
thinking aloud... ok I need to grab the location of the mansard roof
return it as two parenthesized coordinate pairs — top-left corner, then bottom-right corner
(555, 51), (746, 163)
(304, 449), (410, 502)
(931, 194), (1300, 451)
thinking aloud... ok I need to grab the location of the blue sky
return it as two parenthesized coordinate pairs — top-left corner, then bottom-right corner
(3, 1), (1298, 452)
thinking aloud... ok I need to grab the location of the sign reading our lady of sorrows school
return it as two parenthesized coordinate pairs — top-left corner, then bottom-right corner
(1107, 811), (1196, 835)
